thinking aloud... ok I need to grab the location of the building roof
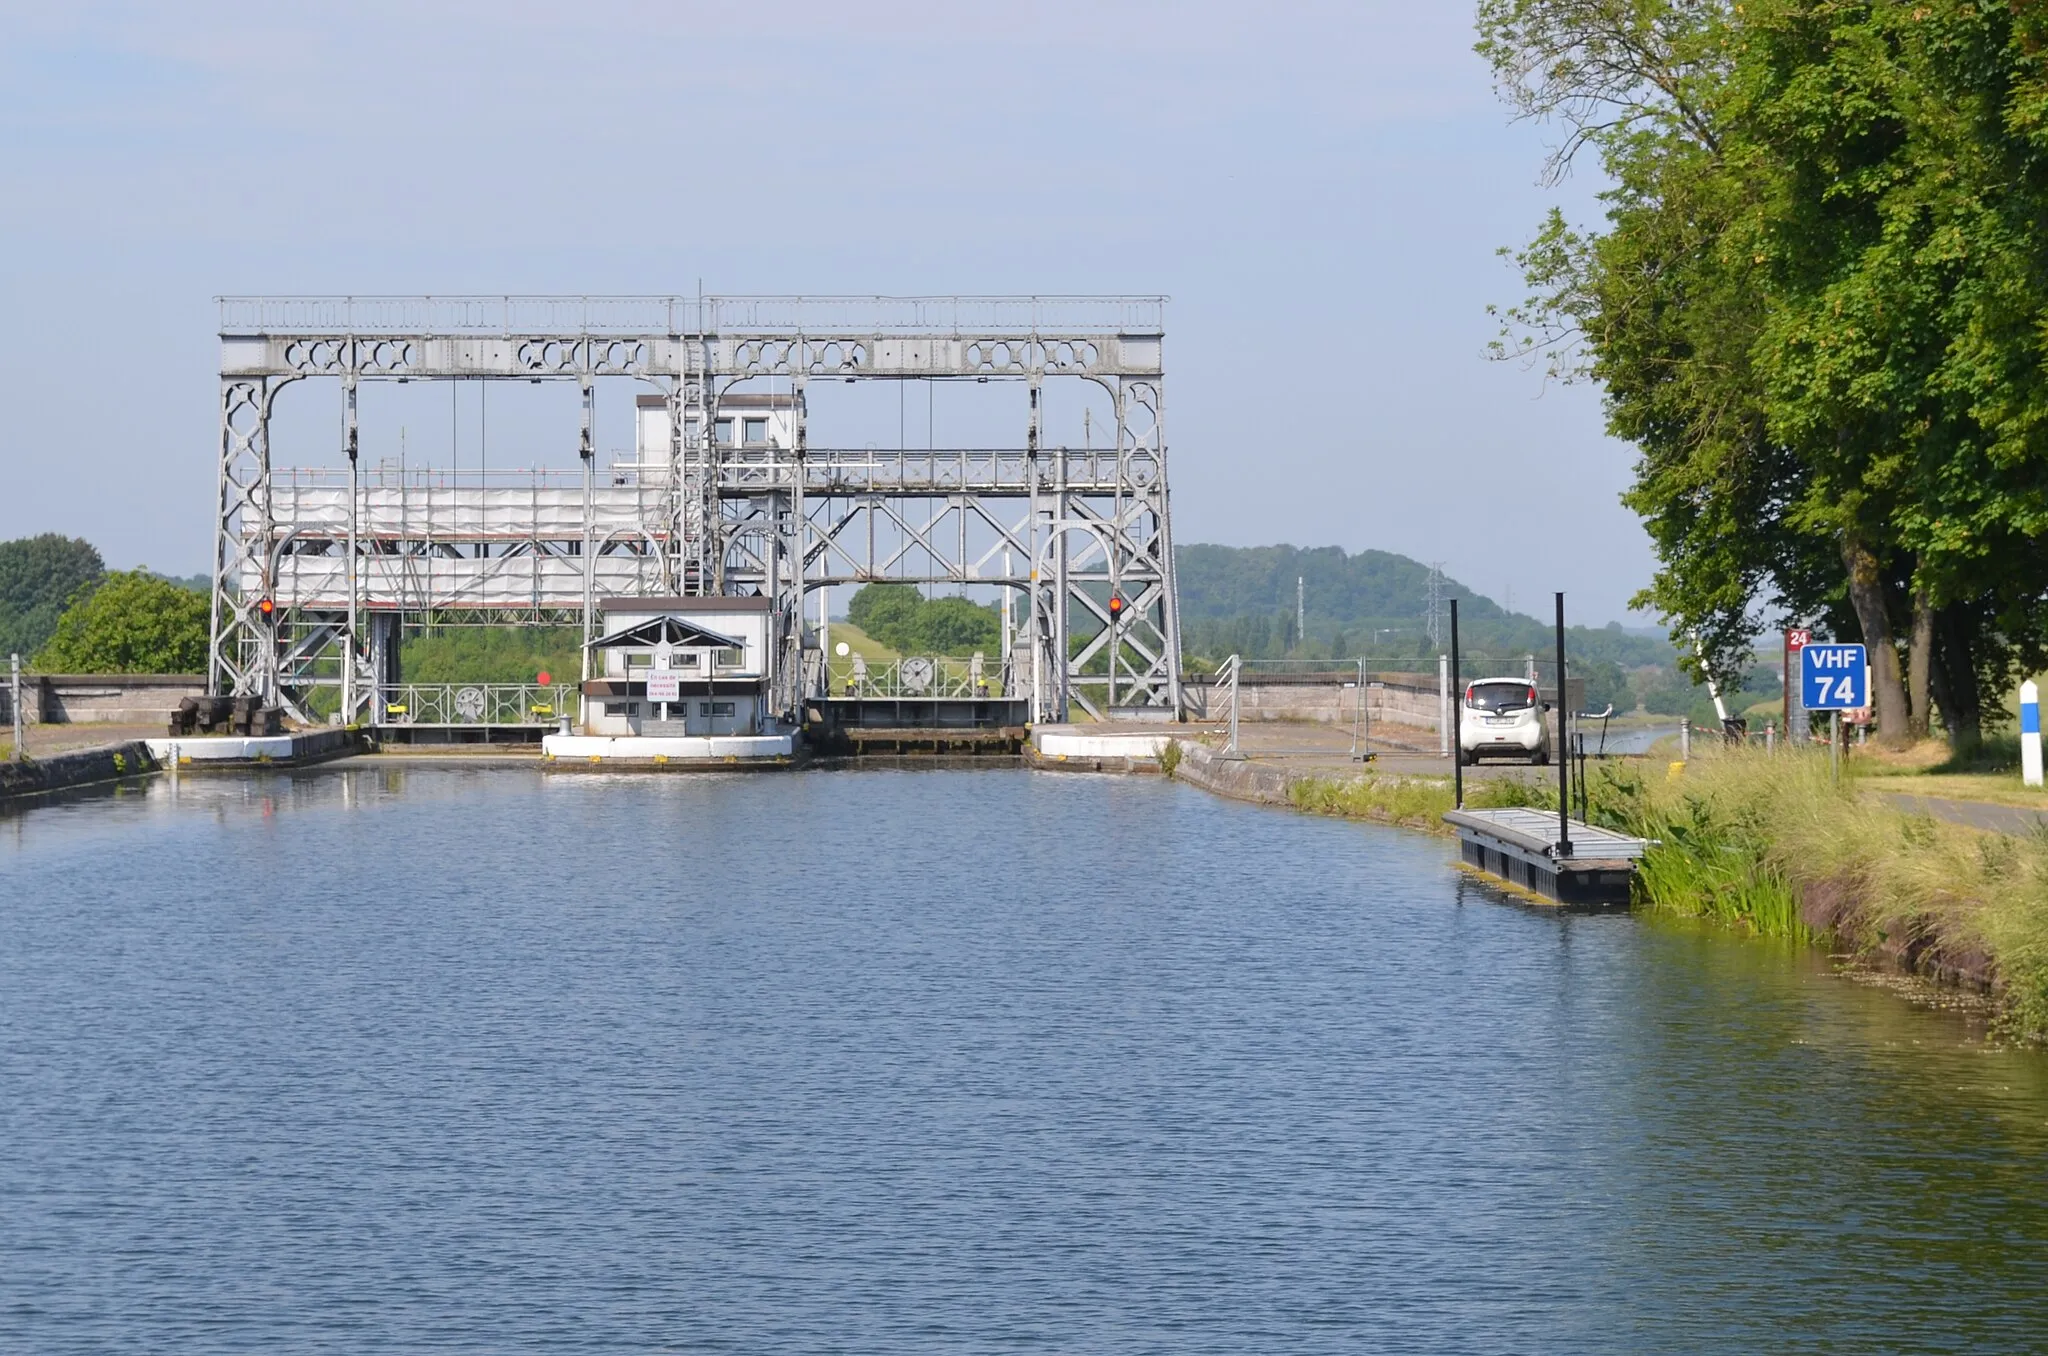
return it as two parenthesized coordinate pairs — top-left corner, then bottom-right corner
(599, 595), (769, 613)
(587, 614), (743, 650)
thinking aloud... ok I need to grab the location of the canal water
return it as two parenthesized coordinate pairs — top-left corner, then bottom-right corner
(3, 767), (2045, 1353)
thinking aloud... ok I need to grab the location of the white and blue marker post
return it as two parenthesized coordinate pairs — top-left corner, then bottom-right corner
(2023, 679), (2042, 789)
(1802, 642), (1868, 784)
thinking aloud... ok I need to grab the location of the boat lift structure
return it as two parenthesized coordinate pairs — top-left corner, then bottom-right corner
(209, 296), (1183, 730)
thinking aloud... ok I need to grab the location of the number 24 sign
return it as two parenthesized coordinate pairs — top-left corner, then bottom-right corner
(1801, 643), (1867, 711)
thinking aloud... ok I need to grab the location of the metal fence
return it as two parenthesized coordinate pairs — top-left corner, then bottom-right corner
(1202, 657), (1375, 761)
(378, 683), (564, 726)
(825, 657), (1008, 700)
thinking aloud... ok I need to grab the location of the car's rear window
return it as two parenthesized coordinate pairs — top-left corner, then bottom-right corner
(1466, 681), (1537, 713)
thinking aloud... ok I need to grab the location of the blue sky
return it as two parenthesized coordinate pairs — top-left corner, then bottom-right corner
(0, 1), (1651, 622)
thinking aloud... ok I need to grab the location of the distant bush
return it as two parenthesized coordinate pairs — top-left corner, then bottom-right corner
(402, 626), (582, 685)
(34, 569), (207, 673)
(846, 583), (999, 655)
(1638, 674), (1701, 716)
(0, 534), (104, 660)
(847, 583), (922, 642)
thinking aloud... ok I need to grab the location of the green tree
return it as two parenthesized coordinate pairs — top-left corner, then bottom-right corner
(846, 583), (923, 646)
(1483, 0), (1802, 690)
(34, 570), (209, 674)
(1482, 0), (2048, 745)
(0, 534), (104, 660)
(845, 583), (1000, 655)
(906, 596), (1000, 654)
(1732, 0), (2048, 741)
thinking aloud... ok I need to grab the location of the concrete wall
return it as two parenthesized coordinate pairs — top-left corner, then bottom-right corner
(1170, 740), (1296, 805)
(0, 740), (157, 801)
(1183, 673), (1443, 730)
(0, 675), (207, 726)
(589, 693), (761, 737)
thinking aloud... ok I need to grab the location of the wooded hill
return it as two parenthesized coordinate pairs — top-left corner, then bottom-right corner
(0, 533), (1711, 715)
(1175, 543), (1674, 670)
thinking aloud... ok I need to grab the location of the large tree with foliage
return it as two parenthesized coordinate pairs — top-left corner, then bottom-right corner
(846, 583), (1000, 655)
(34, 570), (209, 674)
(1481, 0), (2048, 743)
(0, 534), (104, 661)
(1736, 1), (2048, 741)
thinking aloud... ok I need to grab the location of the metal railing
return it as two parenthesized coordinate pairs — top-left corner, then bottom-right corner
(1218, 655), (1243, 759)
(219, 295), (1166, 338)
(1186, 657), (1377, 760)
(826, 657), (1008, 700)
(378, 683), (564, 726)
(6, 654), (21, 760)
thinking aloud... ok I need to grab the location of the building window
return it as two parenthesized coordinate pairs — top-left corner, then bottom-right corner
(716, 647), (743, 670)
(711, 701), (736, 717)
(743, 418), (768, 446)
(714, 418), (734, 445)
(626, 652), (655, 670)
(675, 651), (702, 671)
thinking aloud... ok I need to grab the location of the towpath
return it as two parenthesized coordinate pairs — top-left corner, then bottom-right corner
(1881, 794), (2048, 837)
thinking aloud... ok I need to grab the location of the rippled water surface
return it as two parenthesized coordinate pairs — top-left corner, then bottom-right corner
(4, 767), (2046, 1353)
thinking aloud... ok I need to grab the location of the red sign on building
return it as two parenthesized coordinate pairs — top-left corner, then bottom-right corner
(1784, 629), (1814, 737)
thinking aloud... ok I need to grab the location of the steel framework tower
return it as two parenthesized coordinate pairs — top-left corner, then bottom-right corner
(1424, 562), (1448, 651)
(212, 295), (1182, 725)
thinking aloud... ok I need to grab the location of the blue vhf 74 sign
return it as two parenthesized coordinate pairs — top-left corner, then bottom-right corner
(1801, 643), (1868, 711)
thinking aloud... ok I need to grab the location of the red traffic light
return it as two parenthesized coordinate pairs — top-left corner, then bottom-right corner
(1107, 594), (1127, 618)
(256, 597), (276, 620)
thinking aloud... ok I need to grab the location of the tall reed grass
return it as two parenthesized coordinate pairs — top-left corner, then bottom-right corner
(1289, 772), (1548, 833)
(1582, 750), (2048, 1042)
(1287, 750), (2048, 1041)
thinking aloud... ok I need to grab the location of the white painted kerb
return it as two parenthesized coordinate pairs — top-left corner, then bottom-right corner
(1032, 729), (1173, 760)
(146, 735), (298, 763)
(543, 734), (793, 762)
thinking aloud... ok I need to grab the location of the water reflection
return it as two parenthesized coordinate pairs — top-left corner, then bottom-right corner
(1, 767), (2042, 1353)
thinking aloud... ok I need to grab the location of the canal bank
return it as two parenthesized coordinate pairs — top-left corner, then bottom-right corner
(1160, 730), (2048, 1043)
(0, 740), (157, 802)
(1, 728), (370, 806)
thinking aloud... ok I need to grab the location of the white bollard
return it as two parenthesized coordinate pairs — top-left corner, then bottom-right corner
(2023, 680), (2043, 789)
(1679, 717), (1691, 761)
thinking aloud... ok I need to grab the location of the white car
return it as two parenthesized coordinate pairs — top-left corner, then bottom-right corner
(1459, 677), (1550, 766)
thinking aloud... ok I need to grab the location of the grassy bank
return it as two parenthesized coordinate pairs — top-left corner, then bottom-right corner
(1586, 752), (2048, 1041)
(1288, 750), (2048, 1042)
(1288, 771), (1550, 832)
